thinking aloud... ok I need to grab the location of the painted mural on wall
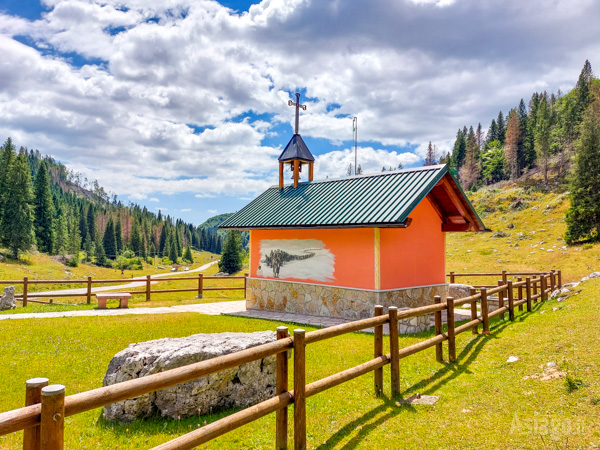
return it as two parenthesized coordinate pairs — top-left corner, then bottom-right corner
(257, 239), (335, 282)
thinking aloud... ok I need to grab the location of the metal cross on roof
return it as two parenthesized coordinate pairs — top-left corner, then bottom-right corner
(288, 92), (306, 135)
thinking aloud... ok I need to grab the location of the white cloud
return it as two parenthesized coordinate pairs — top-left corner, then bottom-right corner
(207, 209), (217, 214)
(1, 0), (599, 200)
(179, 208), (191, 212)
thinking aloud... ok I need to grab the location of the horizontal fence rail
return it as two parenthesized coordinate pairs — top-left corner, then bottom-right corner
(0, 272), (249, 307)
(0, 268), (562, 449)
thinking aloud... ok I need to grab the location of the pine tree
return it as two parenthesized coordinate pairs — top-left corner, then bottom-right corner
(78, 209), (88, 249)
(565, 100), (600, 244)
(576, 59), (593, 113)
(0, 153), (35, 258)
(424, 142), (437, 166)
(535, 94), (552, 185)
(94, 232), (107, 266)
(67, 212), (81, 263)
(451, 128), (467, 171)
(32, 162), (55, 254)
(218, 230), (243, 274)
(54, 215), (69, 254)
(183, 244), (193, 263)
(130, 220), (142, 256)
(504, 110), (521, 179)
(159, 225), (168, 257)
(459, 127), (479, 190)
(517, 99), (530, 170)
(103, 216), (117, 259)
(115, 215), (123, 254)
(87, 206), (96, 242)
(486, 119), (498, 146)
(476, 123), (484, 151)
(0, 138), (16, 226)
(169, 235), (178, 263)
(496, 111), (506, 145)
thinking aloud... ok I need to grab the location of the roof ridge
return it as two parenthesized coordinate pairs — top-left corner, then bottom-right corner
(270, 164), (447, 189)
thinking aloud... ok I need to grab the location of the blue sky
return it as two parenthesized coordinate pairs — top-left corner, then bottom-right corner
(1, 0), (598, 225)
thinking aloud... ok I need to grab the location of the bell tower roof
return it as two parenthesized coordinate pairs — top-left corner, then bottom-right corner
(278, 134), (315, 162)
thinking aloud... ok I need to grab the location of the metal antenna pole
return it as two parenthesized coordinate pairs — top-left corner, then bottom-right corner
(353, 117), (358, 175)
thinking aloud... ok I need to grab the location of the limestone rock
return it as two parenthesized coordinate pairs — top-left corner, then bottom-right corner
(103, 331), (282, 422)
(449, 283), (473, 300)
(0, 286), (16, 311)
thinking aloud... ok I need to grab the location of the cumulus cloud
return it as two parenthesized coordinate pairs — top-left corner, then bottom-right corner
(1, 0), (599, 201)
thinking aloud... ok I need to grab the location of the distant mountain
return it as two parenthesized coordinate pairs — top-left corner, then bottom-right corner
(200, 213), (249, 248)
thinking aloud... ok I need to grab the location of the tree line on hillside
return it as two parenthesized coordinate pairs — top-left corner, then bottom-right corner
(0, 140), (223, 265)
(426, 61), (597, 192)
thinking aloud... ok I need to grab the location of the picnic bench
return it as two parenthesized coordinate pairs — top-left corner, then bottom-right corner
(95, 292), (131, 309)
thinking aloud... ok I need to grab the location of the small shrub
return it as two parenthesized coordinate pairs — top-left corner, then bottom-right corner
(17, 254), (33, 265)
(582, 243), (594, 250)
(65, 256), (79, 267)
(565, 374), (585, 393)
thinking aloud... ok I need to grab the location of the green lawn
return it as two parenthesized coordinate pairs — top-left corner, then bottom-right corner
(1, 279), (599, 448)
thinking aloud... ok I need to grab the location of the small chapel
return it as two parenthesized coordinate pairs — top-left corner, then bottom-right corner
(220, 94), (487, 320)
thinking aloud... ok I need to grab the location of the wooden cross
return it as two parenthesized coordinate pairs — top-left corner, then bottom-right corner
(288, 92), (306, 135)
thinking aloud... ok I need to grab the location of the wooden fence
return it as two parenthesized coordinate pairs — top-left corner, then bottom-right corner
(448, 269), (562, 292)
(0, 273), (249, 307)
(0, 270), (561, 449)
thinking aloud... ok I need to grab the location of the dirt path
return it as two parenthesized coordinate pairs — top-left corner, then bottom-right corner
(32, 260), (219, 297)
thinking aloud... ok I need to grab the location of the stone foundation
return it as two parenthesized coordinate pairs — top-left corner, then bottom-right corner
(247, 278), (448, 333)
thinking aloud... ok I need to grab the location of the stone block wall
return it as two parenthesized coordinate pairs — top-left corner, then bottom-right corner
(247, 278), (447, 327)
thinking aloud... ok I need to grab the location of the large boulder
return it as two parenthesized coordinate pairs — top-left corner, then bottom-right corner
(449, 283), (473, 300)
(0, 286), (16, 311)
(103, 331), (282, 422)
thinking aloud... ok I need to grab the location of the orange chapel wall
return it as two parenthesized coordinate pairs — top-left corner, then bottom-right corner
(380, 197), (446, 290)
(250, 228), (376, 290)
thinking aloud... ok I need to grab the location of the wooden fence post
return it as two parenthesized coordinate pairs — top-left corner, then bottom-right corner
(388, 307), (400, 396)
(481, 288), (490, 335)
(469, 288), (478, 335)
(497, 280), (505, 320)
(502, 270), (507, 286)
(276, 326), (289, 450)
(197, 274), (203, 299)
(550, 270), (556, 291)
(40, 385), (65, 450)
(532, 275), (538, 300)
(373, 305), (384, 395)
(517, 277), (523, 311)
(293, 329), (306, 450)
(557, 270), (562, 288)
(449, 271), (455, 283)
(86, 277), (92, 304)
(244, 273), (249, 299)
(447, 297), (456, 363)
(23, 276), (28, 307)
(23, 378), (49, 450)
(507, 281), (514, 321)
(146, 275), (151, 302)
(433, 296), (443, 362)
(541, 275), (547, 302)
(526, 277), (532, 312)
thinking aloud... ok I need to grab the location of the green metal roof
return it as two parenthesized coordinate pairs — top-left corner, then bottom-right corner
(219, 164), (484, 230)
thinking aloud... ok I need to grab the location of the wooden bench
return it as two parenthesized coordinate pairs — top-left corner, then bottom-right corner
(95, 293), (131, 309)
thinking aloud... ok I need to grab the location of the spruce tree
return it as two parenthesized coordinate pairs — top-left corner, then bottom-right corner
(0, 153), (35, 258)
(517, 99), (530, 169)
(183, 244), (193, 263)
(218, 230), (243, 274)
(130, 220), (142, 256)
(103, 217), (117, 259)
(459, 126), (479, 190)
(0, 137), (16, 226)
(565, 101), (600, 244)
(496, 111), (506, 145)
(54, 215), (69, 254)
(78, 209), (88, 248)
(424, 142), (437, 166)
(504, 110), (521, 179)
(32, 161), (55, 254)
(94, 232), (107, 266)
(115, 216), (123, 254)
(87, 206), (96, 242)
(159, 225), (168, 257)
(169, 235), (178, 263)
(451, 128), (466, 171)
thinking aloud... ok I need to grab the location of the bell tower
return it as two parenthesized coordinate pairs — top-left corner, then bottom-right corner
(279, 93), (315, 189)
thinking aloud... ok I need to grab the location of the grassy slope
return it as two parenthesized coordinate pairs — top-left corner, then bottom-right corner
(0, 280), (599, 448)
(447, 185), (599, 284)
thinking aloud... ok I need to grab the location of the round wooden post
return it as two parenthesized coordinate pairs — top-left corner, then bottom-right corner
(497, 280), (505, 320)
(146, 275), (151, 302)
(197, 274), (203, 299)
(480, 288), (490, 335)
(40, 385), (65, 450)
(551, 270), (556, 290)
(517, 277), (523, 311)
(244, 273), (249, 299)
(23, 276), (28, 307)
(388, 307), (400, 396)
(557, 270), (562, 288)
(293, 329), (306, 450)
(86, 277), (92, 304)
(532, 275), (538, 300)
(525, 277), (532, 312)
(449, 271), (455, 283)
(23, 378), (49, 450)
(276, 327), (289, 450)
(469, 288), (478, 335)
(447, 297), (456, 363)
(373, 305), (384, 395)
(541, 275), (548, 302)
(433, 296), (444, 362)
(507, 281), (515, 321)
(502, 270), (507, 285)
